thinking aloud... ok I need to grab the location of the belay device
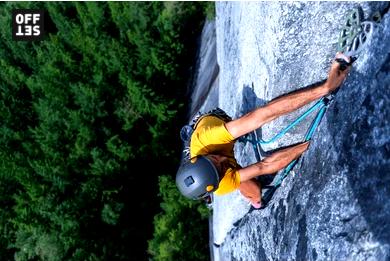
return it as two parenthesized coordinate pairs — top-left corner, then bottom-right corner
(240, 6), (382, 209)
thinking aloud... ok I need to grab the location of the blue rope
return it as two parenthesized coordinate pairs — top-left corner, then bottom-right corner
(272, 101), (329, 187)
(273, 159), (298, 187)
(304, 105), (327, 141)
(241, 98), (326, 145)
(242, 96), (333, 189)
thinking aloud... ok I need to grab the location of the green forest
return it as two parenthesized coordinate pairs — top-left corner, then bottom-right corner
(0, 2), (212, 260)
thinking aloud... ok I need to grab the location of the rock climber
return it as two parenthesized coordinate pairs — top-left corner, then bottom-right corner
(176, 52), (352, 209)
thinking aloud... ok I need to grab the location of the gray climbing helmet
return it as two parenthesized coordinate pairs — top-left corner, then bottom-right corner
(176, 156), (219, 200)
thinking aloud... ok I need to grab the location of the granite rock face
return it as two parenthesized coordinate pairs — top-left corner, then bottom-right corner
(211, 2), (390, 261)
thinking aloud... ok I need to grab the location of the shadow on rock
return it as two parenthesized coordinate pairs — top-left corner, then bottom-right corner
(241, 85), (275, 187)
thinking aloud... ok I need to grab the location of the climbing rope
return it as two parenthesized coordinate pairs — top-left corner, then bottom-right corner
(239, 97), (327, 146)
(239, 93), (334, 203)
(271, 95), (331, 189)
(240, 63), (356, 208)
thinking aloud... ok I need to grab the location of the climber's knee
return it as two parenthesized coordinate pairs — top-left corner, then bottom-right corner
(239, 179), (262, 208)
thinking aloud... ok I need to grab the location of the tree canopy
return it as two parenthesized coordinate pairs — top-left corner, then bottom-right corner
(0, 2), (212, 260)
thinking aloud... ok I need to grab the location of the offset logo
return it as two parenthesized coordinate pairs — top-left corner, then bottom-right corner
(12, 9), (45, 41)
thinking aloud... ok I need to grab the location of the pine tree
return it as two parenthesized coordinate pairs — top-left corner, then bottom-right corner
(0, 2), (210, 260)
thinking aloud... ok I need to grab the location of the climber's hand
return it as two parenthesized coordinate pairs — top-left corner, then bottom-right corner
(325, 52), (352, 93)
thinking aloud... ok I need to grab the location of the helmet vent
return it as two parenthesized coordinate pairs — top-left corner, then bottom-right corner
(184, 176), (195, 187)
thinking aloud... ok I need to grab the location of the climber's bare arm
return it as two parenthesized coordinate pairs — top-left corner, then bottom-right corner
(225, 53), (351, 139)
(238, 142), (309, 183)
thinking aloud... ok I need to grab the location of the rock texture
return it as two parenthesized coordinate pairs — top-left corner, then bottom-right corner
(209, 2), (390, 261)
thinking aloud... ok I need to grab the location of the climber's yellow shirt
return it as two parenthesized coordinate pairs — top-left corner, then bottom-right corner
(190, 115), (241, 195)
